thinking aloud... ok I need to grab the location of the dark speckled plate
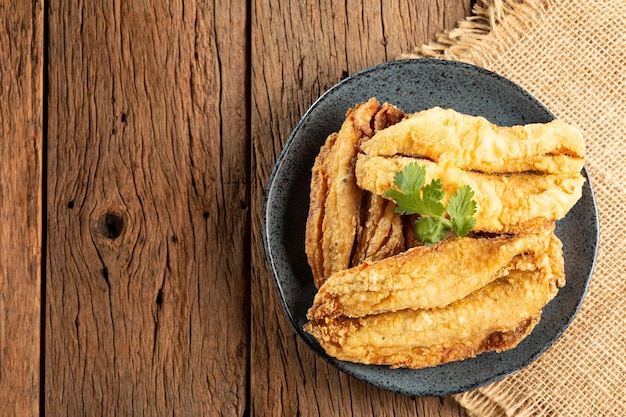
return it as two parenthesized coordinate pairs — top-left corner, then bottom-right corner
(262, 59), (599, 397)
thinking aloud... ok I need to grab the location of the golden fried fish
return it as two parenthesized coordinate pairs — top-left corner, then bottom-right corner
(360, 107), (585, 175)
(305, 264), (562, 369)
(355, 154), (585, 234)
(303, 101), (580, 370)
(307, 230), (563, 321)
(305, 99), (379, 287)
(305, 99), (407, 287)
(351, 192), (405, 267)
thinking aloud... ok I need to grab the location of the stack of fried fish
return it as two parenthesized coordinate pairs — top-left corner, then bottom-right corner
(303, 98), (586, 369)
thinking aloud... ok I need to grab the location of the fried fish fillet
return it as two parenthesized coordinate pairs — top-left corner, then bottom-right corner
(305, 99), (380, 287)
(355, 154), (585, 234)
(307, 230), (563, 321)
(305, 99), (407, 287)
(304, 265), (562, 369)
(350, 102), (408, 267)
(351, 191), (405, 267)
(360, 106), (585, 175)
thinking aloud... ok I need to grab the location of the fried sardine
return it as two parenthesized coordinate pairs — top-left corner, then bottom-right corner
(355, 154), (585, 234)
(360, 106), (585, 175)
(307, 230), (563, 321)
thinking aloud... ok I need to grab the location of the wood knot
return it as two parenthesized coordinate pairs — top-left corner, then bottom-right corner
(98, 211), (124, 239)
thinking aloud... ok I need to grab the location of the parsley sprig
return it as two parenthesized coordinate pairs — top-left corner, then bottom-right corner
(383, 162), (477, 246)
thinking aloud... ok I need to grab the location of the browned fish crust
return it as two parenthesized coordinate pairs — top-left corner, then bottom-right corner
(304, 99), (379, 287)
(355, 154), (585, 234)
(308, 230), (563, 321)
(305, 99), (407, 287)
(386, 316), (540, 369)
(305, 266), (560, 369)
(351, 192), (405, 267)
(360, 106), (585, 175)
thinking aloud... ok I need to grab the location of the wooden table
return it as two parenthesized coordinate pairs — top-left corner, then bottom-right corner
(2, 1), (472, 415)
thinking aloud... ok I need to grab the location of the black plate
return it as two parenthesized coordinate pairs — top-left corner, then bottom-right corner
(262, 59), (599, 396)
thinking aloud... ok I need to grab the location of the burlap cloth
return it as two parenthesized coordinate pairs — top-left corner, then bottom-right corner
(403, 0), (626, 415)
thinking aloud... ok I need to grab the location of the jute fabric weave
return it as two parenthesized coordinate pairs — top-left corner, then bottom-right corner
(406, 0), (626, 415)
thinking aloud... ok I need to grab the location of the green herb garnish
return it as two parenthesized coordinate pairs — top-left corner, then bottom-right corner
(383, 162), (477, 246)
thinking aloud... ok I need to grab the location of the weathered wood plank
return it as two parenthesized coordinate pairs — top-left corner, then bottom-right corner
(251, 1), (472, 416)
(0, 1), (43, 415)
(46, 1), (248, 415)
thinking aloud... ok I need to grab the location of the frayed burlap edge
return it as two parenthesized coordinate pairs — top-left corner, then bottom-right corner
(401, 0), (555, 66)
(454, 379), (556, 417)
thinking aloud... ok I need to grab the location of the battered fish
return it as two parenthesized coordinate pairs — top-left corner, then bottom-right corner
(305, 99), (380, 287)
(351, 103), (408, 267)
(305, 99), (407, 287)
(355, 154), (585, 234)
(307, 230), (563, 321)
(305, 265), (562, 369)
(360, 107), (585, 175)
(352, 192), (405, 267)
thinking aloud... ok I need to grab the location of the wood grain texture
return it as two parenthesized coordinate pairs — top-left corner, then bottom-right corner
(45, 1), (248, 415)
(251, 1), (472, 416)
(0, 1), (43, 416)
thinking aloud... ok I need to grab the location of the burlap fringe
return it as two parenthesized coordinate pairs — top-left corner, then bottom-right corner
(401, 0), (555, 65)
(454, 380), (556, 417)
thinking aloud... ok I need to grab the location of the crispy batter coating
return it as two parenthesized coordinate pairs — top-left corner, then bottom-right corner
(305, 99), (407, 287)
(305, 99), (380, 287)
(351, 192), (405, 267)
(373, 102), (406, 133)
(350, 103), (407, 267)
(360, 107), (585, 175)
(355, 154), (585, 234)
(307, 230), (563, 321)
(305, 132), (337, 284)
(305, 265), (561, 369)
